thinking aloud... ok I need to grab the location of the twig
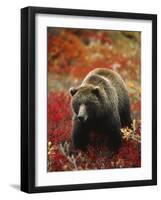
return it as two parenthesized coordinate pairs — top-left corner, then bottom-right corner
(59, 142), (78, 170)
(121, 120), (141, 143)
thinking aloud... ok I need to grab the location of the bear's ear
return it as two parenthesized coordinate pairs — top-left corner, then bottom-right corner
(92, 86), (100, 96)
(69, 87), (78, 96)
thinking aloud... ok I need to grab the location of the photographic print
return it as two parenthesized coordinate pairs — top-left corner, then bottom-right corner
(47, 28), (141, 172)
(21, 7), (157, 193)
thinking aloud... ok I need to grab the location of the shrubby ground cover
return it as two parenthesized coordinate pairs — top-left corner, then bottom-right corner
(47, 29), (141, 171)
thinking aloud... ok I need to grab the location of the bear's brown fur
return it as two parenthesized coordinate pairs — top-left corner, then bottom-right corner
(70, 68), (132, 152)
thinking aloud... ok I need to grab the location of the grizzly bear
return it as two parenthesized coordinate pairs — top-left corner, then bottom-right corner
(69, 68), (132, 152)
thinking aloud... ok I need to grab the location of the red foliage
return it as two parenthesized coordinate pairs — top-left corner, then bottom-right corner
(48, 148), (71, 171)
(131, 102), (141, 112)
(79, 30), (113, 45)
(48, 30), (88, 74)
(48, 29), (129, 79)
(48, 92), (72, 144)
(70, 66), (97, 79)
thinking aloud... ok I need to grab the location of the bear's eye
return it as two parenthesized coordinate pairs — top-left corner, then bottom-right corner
(85, 102), (91, 107)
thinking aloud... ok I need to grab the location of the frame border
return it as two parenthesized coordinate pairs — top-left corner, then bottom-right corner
(21, 6), (157, 193)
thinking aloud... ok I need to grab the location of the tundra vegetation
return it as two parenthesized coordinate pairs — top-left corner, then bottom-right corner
(47, 28), (141, 171)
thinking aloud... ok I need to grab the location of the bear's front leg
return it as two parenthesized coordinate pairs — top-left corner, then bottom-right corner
(107, 125), (122, 152)
(72, 120), (90, 150)
(103, 116), (122, 153)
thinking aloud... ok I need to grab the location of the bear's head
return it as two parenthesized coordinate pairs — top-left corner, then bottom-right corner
(69, 85), (106, 123)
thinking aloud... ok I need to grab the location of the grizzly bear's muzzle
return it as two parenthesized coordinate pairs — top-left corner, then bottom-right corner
(77, 104), (88, 123)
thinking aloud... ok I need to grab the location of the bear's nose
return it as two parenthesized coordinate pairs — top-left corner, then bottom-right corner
(78, 116), (84, 122)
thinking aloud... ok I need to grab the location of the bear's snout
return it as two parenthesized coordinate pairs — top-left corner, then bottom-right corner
(77, 115), (85, 122)
(77, 104), (88, 123)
